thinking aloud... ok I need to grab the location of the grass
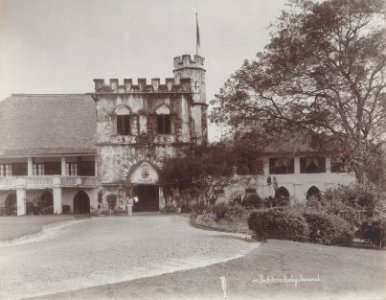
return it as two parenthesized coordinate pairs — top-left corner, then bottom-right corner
(33, 239), (385, 300)
(0, 215), (77, 241)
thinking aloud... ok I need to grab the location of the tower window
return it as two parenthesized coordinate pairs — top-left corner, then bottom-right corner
(157, 114), (171, 134)
(117, 115), (131, 135)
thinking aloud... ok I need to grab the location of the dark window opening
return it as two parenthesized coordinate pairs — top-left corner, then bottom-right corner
(117, 115), (131, 135)
(44, 162), (61, 175)
(300, 157), (326, 173)
(11, 162), (28, 176)
(269, 158), (294, 174)
(78, 161), (95, 176)
(157, 114), (171, 134)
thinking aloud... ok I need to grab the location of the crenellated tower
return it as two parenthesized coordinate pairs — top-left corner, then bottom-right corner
(173, 54), (208, 144)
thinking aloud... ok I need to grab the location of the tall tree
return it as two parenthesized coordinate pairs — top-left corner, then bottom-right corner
(210, 0), (386, 184)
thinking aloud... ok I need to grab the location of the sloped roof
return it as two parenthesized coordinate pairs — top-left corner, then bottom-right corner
(0, 94), (96, 156)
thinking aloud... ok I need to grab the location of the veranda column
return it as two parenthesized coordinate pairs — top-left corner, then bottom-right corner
(16, 178), (26, 216)
(61, 157), (66, 176)
(27, 157), (33, 176)
(159, 187), (165, 210)
(52, 176), (63, 214)
(294, 157), (301, 174)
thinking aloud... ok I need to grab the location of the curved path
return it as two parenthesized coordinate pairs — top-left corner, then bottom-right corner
(0, 215), (258, 299)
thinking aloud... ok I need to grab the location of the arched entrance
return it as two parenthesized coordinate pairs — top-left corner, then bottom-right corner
(40, 191), (53, 215)
(307, 186), (321, 201)
(4, 193), (17, 216)
(275, 186), (290, 206)
(73, 191), (90, 214)
(133, 185), (159, 212)
(128, 161), (160, 212)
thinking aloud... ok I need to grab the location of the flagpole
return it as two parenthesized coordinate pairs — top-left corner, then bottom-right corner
(196, 12), (200, 56)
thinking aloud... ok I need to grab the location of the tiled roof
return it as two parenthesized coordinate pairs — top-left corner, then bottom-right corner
(0, 94), (96, 156)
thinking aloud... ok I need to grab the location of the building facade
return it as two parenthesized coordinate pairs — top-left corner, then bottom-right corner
(0, 54), (208, 215)
(92, 54), (207, 211)
(0, 53), (355, 216)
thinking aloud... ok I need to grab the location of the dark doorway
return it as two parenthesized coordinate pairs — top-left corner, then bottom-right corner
(133, 185), (159, 212)
(4, 193), (17, 216)
(73, 191), (90, 214)
(40, 191), (53, 215)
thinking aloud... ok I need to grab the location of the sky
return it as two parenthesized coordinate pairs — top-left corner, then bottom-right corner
(0, 0), (288, 141)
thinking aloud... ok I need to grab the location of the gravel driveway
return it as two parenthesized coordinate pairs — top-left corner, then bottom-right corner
(0, 215), (258, 299)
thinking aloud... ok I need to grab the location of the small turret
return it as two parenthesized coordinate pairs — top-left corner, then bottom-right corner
(173, 54), (206, 104)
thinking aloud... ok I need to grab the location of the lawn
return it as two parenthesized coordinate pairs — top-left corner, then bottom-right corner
(0, 215), (77, 241)
(33, 238), (386, 300)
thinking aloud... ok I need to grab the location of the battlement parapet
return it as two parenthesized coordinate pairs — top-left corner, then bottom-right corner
(93, 77), (192, 93)
(173, 54), (205, 70)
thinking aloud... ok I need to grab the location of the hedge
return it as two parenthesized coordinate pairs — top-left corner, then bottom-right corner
(248, 208), (309, 242)
(303, 211), (354, 246)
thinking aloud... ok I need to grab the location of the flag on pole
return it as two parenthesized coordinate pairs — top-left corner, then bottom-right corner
(196, 13), (200, 55)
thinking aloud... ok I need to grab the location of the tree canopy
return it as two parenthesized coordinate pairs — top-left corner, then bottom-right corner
(160, 143), (262, 206)
(210, 0), (386, 184)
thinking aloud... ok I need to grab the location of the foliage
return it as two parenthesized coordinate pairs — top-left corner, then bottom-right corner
(62, 205), (71, 214)
(242, 193), (264, 209)
(204, 202), (248, 223)
(356, 217), (386, 247)
(248, 208), (310, 242)
(265, 194), (290, 208)
(210, 0), (386, 184)
(320, 184), (381, 228)
(160, 143), (261, 207)
(303, 210), (354, 246)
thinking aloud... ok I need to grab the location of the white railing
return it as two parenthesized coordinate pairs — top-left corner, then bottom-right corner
(61, 176), (79, 186)
(26, 176), (53, 186)
(0, 176), (97, 190)
(80, 176), (97, 186)
(0, 176), (18, 188)
(61, 176), (97, 187)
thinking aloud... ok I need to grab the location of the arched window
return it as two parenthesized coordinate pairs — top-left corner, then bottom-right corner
(274, 186), (290, 206)
(115, 105), (131, 135)
(156, 104), (171, 134)
(306, 186), (321, 201)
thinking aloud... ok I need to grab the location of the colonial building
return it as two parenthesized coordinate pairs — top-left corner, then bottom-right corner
(0, 54), (208, 215)
(0, 52), (356, 216)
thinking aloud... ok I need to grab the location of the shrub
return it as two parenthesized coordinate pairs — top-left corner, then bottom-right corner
(206, 203), (248, 223)
(356, 217), (386, 247)
(248, 208), (309, 242)
(265, 195), (290, 208)
(242, 193), (263, 209)
(303, 211), (354, 246)
(62, 205), (71, 214)
(323, 184), (379, 217)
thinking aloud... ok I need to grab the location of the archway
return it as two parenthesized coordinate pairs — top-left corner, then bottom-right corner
(307, 186), (321, 201)
(133, 185), (159, 212)
(4, 193), (17, 216)
(73, 191), (90, 214)
(274, 186), (290, 206)
(129, 161), (160, 212)
(40, 191), (53, 215)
